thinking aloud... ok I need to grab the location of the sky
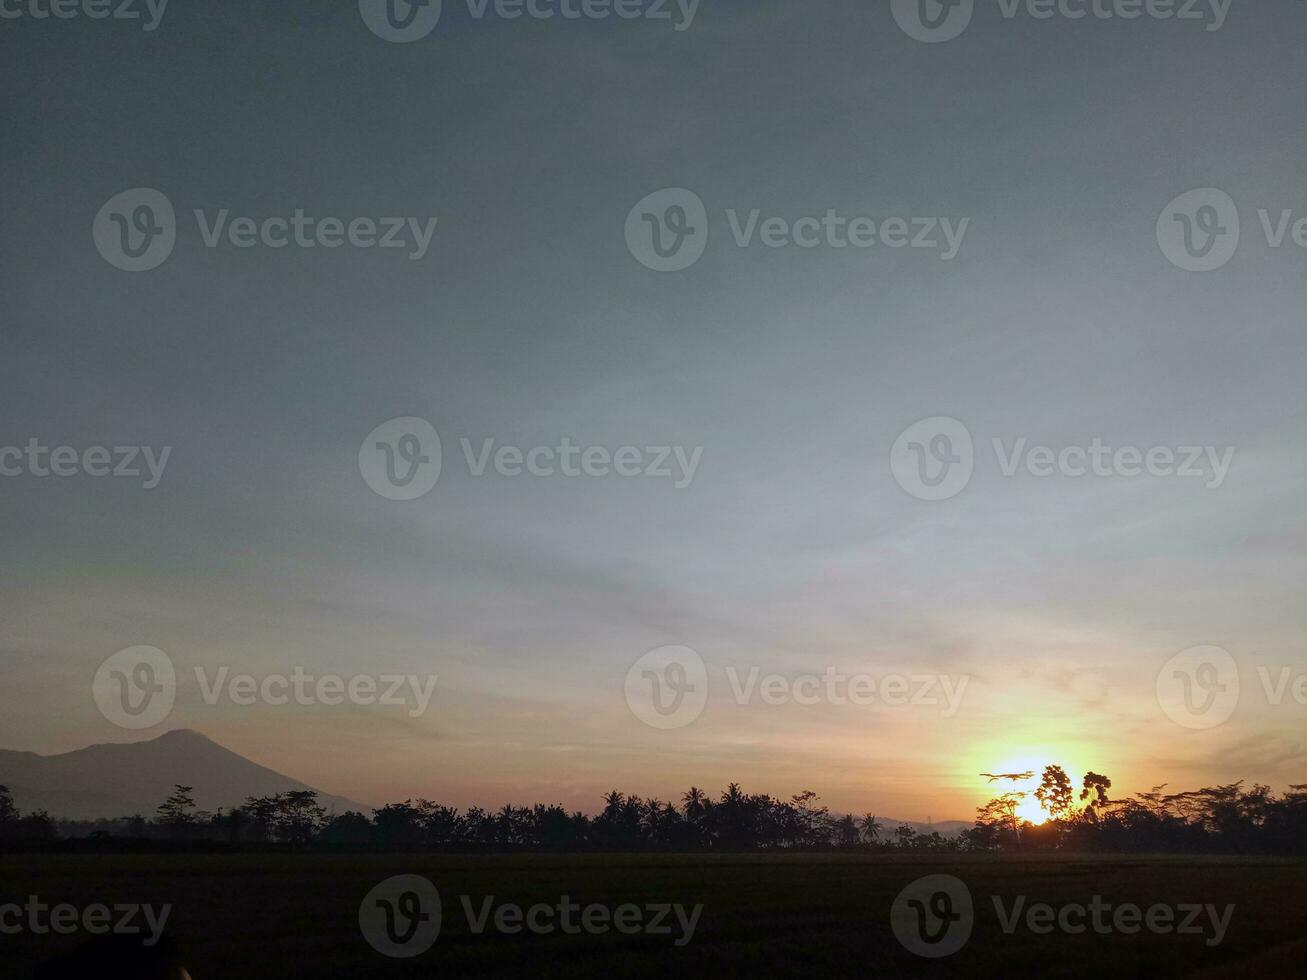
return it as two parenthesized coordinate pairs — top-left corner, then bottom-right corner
(1, 0), (1305, 822)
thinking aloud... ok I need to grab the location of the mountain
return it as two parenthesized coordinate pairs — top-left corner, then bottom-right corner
(0, 729), (368, 820)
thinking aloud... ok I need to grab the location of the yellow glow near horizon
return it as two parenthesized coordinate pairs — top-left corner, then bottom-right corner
(971, 749), (1096, 823)
(1015, 797), (1049, 825)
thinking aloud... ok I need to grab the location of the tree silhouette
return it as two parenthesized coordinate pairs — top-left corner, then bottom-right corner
(0, 785), (17, 825)
(1080, 772), (1112, 809)
(278, 791), (326, 845)
(832, 813), (860, 847)
(1035, 765), (1073, 821)
(682, 786), (706, 820)
(977, 793), (1024, 845)
(894, 824), (917, 848)
(156, 786), (197, 828)
(20, 769), (1307, 856)
(858, 813), (883, 845)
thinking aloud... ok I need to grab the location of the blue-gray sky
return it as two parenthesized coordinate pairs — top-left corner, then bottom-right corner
(2, 0), (1304, 819)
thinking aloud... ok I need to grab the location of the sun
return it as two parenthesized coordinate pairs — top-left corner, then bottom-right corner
(972, 749), (1095, 825)
(1015, 797), (1049, 825)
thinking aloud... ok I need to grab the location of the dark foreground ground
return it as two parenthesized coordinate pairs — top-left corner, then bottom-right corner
(2, 852), (1305, 978)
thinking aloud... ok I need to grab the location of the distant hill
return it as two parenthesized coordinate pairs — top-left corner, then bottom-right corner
(0, 729), (368, 820)
(876, 819), (971, 838)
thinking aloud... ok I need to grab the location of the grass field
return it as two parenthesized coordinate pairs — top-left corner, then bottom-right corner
(2, 852), (1304, 978)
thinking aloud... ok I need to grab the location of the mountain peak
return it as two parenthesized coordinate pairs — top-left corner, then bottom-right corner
(153, 728), (216, 745)
(0, 730), (368, 820)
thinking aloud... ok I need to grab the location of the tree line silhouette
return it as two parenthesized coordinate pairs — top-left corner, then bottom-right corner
(4, 767), (1306, 854)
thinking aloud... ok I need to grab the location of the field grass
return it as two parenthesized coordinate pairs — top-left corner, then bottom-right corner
(2, 852), (1304, 978)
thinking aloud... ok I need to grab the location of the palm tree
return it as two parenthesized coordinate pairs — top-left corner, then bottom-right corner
(682, 786), (706, 821)
(859, 813), (883, 844)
